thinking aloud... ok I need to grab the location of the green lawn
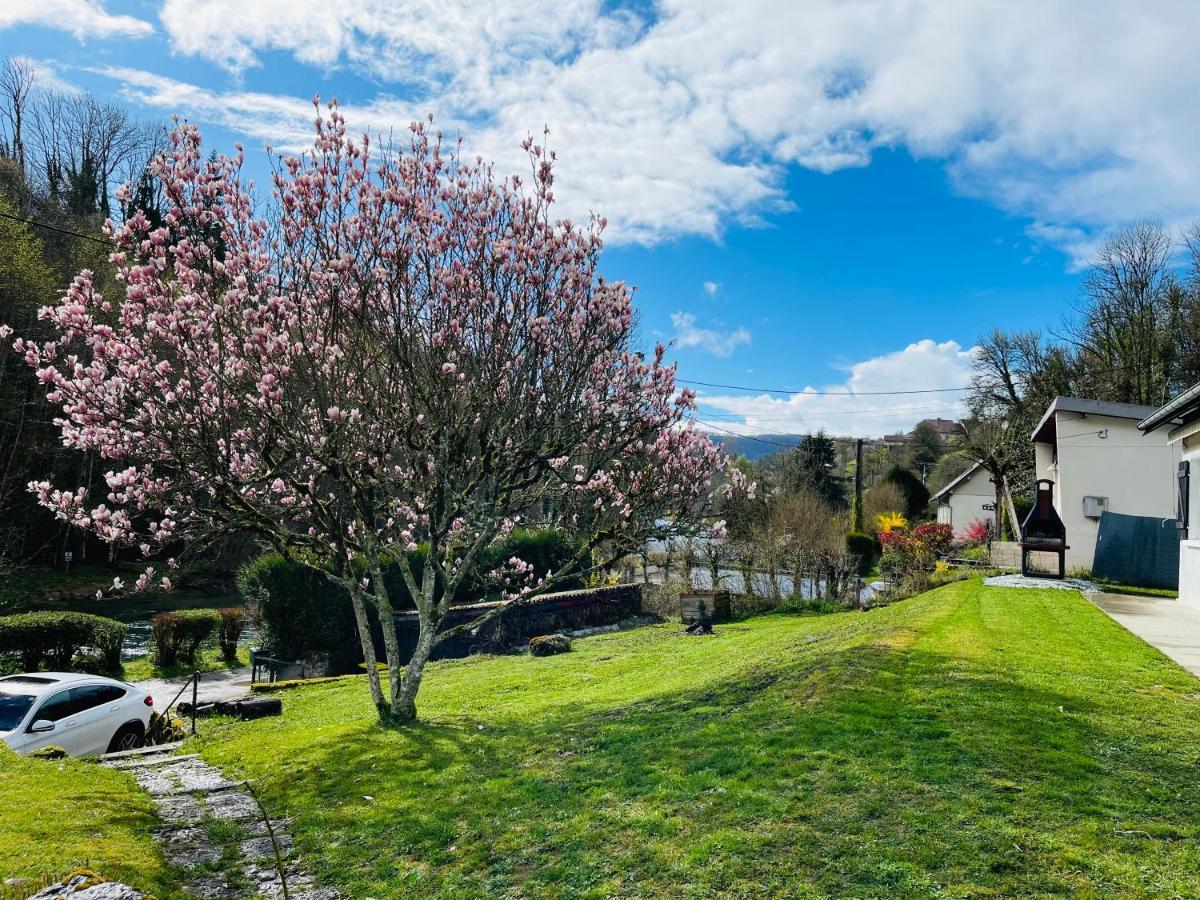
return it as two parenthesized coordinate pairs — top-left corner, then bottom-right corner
(0, 750), (182, 898)
(120, 645), (248, 683)
(188, 579), (1200, 897)
(1089, 578), (1179, 599)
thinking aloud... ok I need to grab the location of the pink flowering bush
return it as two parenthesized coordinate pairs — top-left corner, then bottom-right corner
(961, 518), (992, 546)
(12, 100), (733, 721)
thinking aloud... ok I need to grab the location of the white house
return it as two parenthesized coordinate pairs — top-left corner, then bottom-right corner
(1031, 397), (1181, 573)
(1138, 383), (1200, 609)
(932, 462), (994, 539)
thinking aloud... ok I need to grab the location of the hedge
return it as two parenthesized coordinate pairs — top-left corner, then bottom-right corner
(150, 609), (220, 666)
(0, 611), (126, 672)
(236, 527), (586, 674)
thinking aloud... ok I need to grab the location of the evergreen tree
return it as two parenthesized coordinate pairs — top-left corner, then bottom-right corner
(882, 465), (930, 519)
(786, 431), (847, 507)
(906, 420), (945, 478)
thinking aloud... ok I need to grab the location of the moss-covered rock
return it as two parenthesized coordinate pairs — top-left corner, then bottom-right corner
(528, 634), (572, 656)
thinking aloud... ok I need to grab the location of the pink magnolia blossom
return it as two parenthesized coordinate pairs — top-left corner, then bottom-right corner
(18, 100), (727, 721)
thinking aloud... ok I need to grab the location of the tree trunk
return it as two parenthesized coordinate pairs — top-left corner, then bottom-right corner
(392, 611), (438, 721)
(367, 566), (409, 721)
(993, 478), (1005, 540)
(347, 587), (384, 712)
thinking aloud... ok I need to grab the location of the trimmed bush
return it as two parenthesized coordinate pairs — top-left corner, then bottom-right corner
(845, 532), (880, 576)
(217, 607), (246, 661)
(0, 611), (126, 672)
(150, 609), (219, 666)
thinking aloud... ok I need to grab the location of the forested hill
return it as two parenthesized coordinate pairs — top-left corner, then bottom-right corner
(708, 434), (805, 461)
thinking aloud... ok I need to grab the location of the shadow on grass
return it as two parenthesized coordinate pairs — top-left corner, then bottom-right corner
(250, 633), (1200, 897)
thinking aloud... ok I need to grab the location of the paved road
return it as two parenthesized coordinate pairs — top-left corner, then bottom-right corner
(1088, 592), (1200, 677)
(135, 666), (253, 709)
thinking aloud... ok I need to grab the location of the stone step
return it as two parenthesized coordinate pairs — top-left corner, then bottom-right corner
(107, 752), (199, 770)
(98, 740), (183, 761)
(144, 777), (248, 798)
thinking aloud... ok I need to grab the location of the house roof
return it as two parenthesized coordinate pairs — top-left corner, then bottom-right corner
(1030, 396), (1166, 444)
(919, 417), (966, 437)
(1138, 380), (1200, 434)
(930, 461), (984, 501)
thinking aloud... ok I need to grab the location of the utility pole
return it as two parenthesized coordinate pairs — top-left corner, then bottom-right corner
(851, 437), (864, 533)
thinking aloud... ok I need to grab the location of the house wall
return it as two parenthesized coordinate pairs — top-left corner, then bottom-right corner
(938, 467), (995, 539)
(1049, 412), (1180, 572)
(1178, 432), (1200, 610)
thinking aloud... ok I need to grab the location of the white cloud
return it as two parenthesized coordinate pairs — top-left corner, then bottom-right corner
(696, 339), (975, 437)
(671, 312), (750, 358)
(702, 281), (721, 297)
(0, 0), (153, 40)
(81, 1), (1200, 254)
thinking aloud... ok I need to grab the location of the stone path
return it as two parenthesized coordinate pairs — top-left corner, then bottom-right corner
(98, 744), (337, 899)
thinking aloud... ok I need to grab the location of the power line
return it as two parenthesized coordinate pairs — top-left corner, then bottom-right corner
(697, 401), (964, 420)
(0, 209), (114, 247)
(680, 378), (969, 396)
(680, 360), (1200, 399)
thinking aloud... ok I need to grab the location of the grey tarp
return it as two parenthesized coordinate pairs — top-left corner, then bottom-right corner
(1092, 511), (1180, 589)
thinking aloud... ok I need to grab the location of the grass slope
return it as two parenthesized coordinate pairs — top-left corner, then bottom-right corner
(192, 580), (1200, 897)
(0, 750), (181, 898)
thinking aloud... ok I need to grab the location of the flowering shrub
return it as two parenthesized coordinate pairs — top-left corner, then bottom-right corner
(961, 519), (992, 546)
(879, 523), (953, 576)
(876, 511), (907, 534)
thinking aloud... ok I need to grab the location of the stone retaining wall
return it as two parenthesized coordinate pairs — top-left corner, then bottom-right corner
(385, 584), (644, 664)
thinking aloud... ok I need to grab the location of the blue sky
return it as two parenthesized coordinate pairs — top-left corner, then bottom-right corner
(4, 0), (1199, 437)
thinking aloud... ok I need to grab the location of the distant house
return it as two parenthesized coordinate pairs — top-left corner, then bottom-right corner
(1138, 383), (1200, 608)
(919, 418), (967, 442)
(932, 462), (993, 539)
(1032, 397), (1181, 573)
(882, 418), (965, 449)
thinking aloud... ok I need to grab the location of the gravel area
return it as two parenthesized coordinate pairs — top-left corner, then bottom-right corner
(983, 574), (1100, 592)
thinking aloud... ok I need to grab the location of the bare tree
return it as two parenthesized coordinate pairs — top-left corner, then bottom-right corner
(1063, 222), (1190, 405)
(30, 89), (156, 216)
(969, 328), (1073, 422)
(0, 57), (35, 172)
(960, 418), (1022, 539)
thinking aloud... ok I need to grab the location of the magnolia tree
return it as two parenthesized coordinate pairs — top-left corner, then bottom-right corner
(11, 100), (737, 721)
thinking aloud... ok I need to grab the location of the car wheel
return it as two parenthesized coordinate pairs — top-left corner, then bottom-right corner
(106, 723), (144, 754)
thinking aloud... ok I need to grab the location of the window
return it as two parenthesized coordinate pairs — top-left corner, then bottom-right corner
(0, 691), (37, 732)
(32, 689), (78, 723)
(1179, 461), (1191, 539)
(71, 684), (126, 712)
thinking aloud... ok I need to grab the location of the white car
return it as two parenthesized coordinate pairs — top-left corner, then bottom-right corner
(0, 672), (154, 757)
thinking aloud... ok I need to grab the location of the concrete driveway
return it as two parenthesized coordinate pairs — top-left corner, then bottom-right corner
(1088, 592), (1200, 677)
(134, 666), (253, 709)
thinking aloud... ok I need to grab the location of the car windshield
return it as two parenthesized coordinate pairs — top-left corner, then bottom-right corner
(0, 690), (37, 732)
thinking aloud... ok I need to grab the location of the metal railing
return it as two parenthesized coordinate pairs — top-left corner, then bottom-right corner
(160, 670), (201, 735)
